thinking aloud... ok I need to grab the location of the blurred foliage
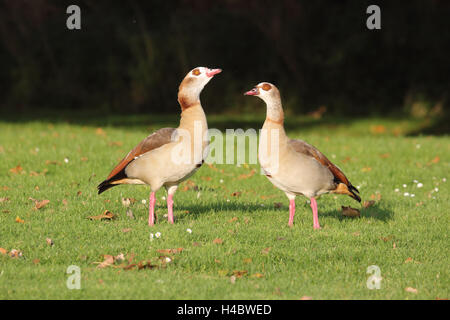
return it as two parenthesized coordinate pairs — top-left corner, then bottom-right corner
(0, 0), (449, 117)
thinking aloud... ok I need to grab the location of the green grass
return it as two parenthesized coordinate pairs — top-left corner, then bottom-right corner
(0, 114), (448, 299)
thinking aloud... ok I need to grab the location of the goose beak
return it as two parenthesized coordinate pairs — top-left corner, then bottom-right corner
(206, 68), (222, 77)
(244, 87), (259, 96)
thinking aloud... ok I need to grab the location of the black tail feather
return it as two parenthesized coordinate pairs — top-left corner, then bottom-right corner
(349, 184), (361, 203)
(97, 179), (117, 194)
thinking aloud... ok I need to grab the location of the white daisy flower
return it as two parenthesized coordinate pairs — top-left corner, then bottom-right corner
(155, 232), (161, 238)
(186, 228), (192, 234)
(404, 192), (409, 197)
(417, 183), (423, 188)
(142, 199), (146, 204)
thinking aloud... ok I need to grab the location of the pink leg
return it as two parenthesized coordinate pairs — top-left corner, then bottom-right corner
(167, 194), (174, 224)
(148, 192), (156, 226)
(288, 199), (295, 227)
(310, 197), (321, 229)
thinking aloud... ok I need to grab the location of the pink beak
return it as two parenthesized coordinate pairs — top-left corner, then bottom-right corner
(206, 68), (222, 77)
(244, 88), (259, 96)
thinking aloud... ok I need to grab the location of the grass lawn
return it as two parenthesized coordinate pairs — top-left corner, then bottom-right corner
(0, 114), (448, 299)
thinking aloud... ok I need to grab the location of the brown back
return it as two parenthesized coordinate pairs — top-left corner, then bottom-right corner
(107, 127), (176, 180)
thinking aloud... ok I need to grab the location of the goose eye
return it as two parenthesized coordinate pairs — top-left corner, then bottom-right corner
(262, 83), (272, 91)
(192, 69), (201, 76)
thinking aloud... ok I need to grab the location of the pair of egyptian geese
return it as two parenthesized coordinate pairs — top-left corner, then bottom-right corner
(98, 67), (360, 229)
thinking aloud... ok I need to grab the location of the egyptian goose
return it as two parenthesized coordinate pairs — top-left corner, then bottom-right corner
(245, 82), (360, 229)
(98, 67), (222, 225)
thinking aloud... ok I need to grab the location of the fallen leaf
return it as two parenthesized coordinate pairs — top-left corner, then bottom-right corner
(404, 257), (413, 263)
(371, 125), (386, 134)
(341, 206), (360, 217)
(0, 248), (7, 255)
(201, 176), (212, 181)
(15, 216), (25, 224)
(405, 287), (418, 294)
(97, 255), (114, 268)
(261, 247), (271, 255)
(251, 273), (264, 278)
(370, 193), (382, 200)
(228, 217), (238, 223)
(232, 270), (248, 278)
(35, 199), (50, 210)
(122, 228), (132, 233)
(231, 191), (241, 197)
(95, 128), (106, 136)
(115, 253), (125, 263)
(193, 242), (202, 247)
(9, 249), (22, 258)
(156, 248), (183, 255)
(427, 156), (440, 165)
(9, 165), (23, 174)
(182, 180), (198, 192)
(243, 258), (252, 264)
(32, 259), (40, 265)
(46, 238), (54, 246)
(0, 197), (9, 203)
(88, 210), (117, 221)
(45, 160), (60, 166)
(363, 200), (376, 208)
(238, 169), (256, 180)
(126, 208), (134, 219)
(213, 238), (223, 245)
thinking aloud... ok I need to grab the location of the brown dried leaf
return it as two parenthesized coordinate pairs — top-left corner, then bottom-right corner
(97, 255), (114, 268)
(238, 169), (256, 180)
(228, 217), (238, 223)
(156, 248), (183, 255)
(341, 206), (360, 217)
(213, 238), (223, 245)
(88, 210), (117, 221)
(15, 216), (25, 224)
(232, 270), (248, 278)
(405, 287), (418, 294)
(231, 191), (241, 197)
(9, 249), (23, 258)
(363, 200), (376, 208)
(251, 273), (264, 278)
(9, 165), (23, 174)
(0, 248), (7, 255)
(35, 199), (50, 210)
(261, 247), (271, 255)
(46, 238), (54, 246)
(0, 197), (9, 203)
(95, 128), (106, 136)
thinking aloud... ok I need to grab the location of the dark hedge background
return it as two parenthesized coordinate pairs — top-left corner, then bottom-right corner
(0, 0), (449, 117)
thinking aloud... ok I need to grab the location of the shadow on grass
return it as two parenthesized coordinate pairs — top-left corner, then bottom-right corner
(170, 201), (393, 223)
(318, 203), (393, 222)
